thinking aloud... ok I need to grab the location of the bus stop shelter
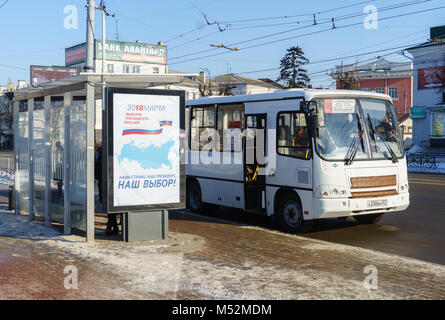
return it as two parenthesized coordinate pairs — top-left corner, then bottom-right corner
(11, 73), (195, 242)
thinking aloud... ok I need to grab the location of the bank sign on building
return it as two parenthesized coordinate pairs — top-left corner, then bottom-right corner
(65, 39), (167, 75)
(407, 25), (445, 148)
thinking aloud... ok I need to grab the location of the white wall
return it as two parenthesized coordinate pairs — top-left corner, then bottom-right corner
(94, 59), (166, 74)
(409, 45), (445, 106)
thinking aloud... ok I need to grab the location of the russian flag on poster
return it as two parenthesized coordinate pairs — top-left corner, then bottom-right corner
(122, 120), (173, 136)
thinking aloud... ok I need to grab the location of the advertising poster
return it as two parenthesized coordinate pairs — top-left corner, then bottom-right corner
(418, 67), (445, 90)
(30, 65), (78, 87)
(112, 92), (180, 207)
(65, 43), (87, 66)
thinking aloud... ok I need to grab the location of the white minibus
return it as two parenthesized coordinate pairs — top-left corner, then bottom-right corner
(185, 89), (409, 233)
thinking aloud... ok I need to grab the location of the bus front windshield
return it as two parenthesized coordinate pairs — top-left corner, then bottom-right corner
(314, 98), (404, 162)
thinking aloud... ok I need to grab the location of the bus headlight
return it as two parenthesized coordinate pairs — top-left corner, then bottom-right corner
(315, 185), (350, 198)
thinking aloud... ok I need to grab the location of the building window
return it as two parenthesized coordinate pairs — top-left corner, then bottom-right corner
(153, 67), (160, 74)
(361, 88), (371, 92)
(107, 64), (114, 73)
(432, 112), (445, 137)
(375, 87), (385, 94)
(190, 106), (215, 150)
(277, 112), (311, 159)
(135, 66), (140, 74)
(217, 104), (244, 152)
(388, 87), (398, 100)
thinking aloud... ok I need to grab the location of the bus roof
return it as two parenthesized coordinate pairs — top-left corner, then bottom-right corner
(185, 89), (393, 105)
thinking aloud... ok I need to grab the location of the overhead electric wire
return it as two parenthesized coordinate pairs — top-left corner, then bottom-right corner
(169, 0), (433, 61)
(0, 63), (28, 71)
(219, 0), (378, 23)
(234, 42), (422, 77)
(169, 5), (444, 66)
(0, 0), (8, 9)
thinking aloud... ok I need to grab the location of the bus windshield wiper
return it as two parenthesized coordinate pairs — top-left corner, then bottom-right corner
(367, 113), (398, 163)
(345, 114), (364, 166)
(345, 134), (359, 166)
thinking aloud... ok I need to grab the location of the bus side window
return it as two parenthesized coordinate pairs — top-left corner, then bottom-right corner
(217, 104), (245, 152)
(277, 112), (311, 160)
(190, 106), (215, 151)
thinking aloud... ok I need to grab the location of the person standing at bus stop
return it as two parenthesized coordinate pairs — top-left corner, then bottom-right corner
(95, 143), (119, 235)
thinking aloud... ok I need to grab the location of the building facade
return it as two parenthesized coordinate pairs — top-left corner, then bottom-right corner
(65, 40), (167, 75)
(332, 59), (413, 118)
(406, 25), (445, 148)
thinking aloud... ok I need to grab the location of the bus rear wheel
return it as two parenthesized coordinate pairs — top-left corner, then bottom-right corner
(353, 213), (383, 224)
(187, 180), (219, 215)
(277, 193), (313, 234)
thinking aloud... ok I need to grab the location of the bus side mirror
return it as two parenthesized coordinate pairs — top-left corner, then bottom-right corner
(300, 101), (317, 114)
(308, 115), (319, 138)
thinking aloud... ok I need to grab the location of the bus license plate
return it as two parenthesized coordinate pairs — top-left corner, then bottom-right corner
(367, 199), (388, 208)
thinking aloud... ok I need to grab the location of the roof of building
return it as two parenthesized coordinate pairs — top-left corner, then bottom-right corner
(331, 59), (413, 80)
(406, 25), (445, 50)
(168, 71), (283, 90)
(406, 41), (445, 51)
(397, 114), (410, 124)
(212, 74), (282, 89)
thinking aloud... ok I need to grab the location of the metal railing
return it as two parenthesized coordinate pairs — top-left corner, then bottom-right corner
(407, 153), (438, 169)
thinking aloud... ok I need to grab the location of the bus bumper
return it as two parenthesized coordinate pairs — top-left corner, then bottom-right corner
(312, 193), (410, 219)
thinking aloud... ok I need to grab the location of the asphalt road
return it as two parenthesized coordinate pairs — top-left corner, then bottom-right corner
(303, 173), (445, 265)
(189, 172), (445, 266)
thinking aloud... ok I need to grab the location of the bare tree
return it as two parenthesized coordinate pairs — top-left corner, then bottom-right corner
(218, 79), (234, 96)
(198, 68), (215, 97)
(337, 64), (360, 90)
(198, 81), (214, 97)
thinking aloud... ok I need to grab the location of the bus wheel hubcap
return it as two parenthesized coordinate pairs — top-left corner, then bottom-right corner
(283, 201), (302, 227)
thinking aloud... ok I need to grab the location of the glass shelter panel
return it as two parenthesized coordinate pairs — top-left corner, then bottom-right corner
(33, 99), (45, 216)
(69, 98), (87, 231)
(18, 101), (29, 213)
(50, 98), (64, 222)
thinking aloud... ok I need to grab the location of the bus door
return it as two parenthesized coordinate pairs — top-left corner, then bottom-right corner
(244, 114), (267, 214)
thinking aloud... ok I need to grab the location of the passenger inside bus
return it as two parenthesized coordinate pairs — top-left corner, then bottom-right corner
(245, 164), (259, 183)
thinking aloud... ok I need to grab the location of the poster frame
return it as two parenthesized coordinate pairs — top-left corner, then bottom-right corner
(103, 87), (186, 214)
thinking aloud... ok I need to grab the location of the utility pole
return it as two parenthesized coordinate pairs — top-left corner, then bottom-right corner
(95, 4), (114, 110)
(85, 0), (95, 73)
(85, 0), (96, 242)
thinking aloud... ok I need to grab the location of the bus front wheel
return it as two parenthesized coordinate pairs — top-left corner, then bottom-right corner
(187, 180), (219, 215)
(353, 213), (383, 224)
(277, 194), (313, 234)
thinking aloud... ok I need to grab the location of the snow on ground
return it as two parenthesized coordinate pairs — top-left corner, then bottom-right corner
(407, 162), (445, 174)
(1, 210), (445, 299)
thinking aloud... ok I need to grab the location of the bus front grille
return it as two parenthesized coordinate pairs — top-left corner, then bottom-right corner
(350, 175), (397, 189)
(351, 189), (398, 199)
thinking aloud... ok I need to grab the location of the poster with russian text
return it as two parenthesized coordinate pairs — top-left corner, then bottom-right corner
(113, 93), (180, 207)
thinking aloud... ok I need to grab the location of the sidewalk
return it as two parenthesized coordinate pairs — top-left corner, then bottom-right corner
(0, 192), (444, 299)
